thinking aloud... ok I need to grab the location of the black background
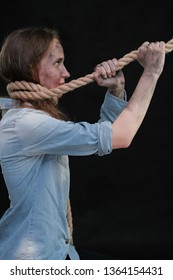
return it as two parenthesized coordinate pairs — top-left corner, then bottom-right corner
(0, 0), (173, 259)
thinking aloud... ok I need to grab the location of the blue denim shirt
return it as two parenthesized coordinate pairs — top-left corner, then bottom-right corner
(0, 91), (127, 259)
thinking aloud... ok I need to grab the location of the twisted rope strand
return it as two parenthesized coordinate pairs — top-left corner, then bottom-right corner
(66, 199), (73, 244)
(7, 38), (173, 100)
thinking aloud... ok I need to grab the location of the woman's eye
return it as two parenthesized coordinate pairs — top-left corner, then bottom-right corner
(55, 59), (63, 65)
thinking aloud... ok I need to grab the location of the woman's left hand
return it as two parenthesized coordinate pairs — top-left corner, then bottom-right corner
(94, 58), (125, 98)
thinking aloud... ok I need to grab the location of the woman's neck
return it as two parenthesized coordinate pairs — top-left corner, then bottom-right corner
(20, 101), (34, 108)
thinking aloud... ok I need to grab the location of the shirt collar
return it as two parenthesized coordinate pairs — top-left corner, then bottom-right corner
(0, 97), (16, 116)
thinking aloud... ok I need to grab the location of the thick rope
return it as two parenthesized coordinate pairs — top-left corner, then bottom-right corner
(66, 198), (73, 244)
(7, 38), (173, 101)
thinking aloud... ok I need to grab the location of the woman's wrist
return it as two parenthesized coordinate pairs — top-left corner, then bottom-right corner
(108, 87), (125, 99)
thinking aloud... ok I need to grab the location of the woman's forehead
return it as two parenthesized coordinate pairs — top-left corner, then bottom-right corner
(48, 38), (64, 58)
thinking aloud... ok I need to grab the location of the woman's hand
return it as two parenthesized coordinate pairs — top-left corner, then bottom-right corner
(94, 58), (125, 99)
(137, 41), (165, 77)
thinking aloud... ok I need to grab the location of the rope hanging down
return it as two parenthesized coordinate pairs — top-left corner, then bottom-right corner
(7, 38), (173, 100)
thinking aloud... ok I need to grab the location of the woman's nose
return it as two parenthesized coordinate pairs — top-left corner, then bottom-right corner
(63, 66), (70, 79)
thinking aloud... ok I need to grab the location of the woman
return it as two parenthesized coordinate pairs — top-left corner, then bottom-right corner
(0, 26), (165, 259)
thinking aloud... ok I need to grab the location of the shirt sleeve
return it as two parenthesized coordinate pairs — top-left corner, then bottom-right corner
(16, 110), (112, 157)
(99, 90), (127, 123)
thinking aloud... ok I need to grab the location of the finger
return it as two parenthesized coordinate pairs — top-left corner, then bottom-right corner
(97, 60), (117, 78)
(147, 41), (165, 49)
(98, 61), (112, 78)
(94, 64), (107, 78)
(94, 66), (106, 82)
(142, 41), (150, 47)
(107, 59), (118, 77)
(95, 58), (120, 79)
(147, 42), (155, 48)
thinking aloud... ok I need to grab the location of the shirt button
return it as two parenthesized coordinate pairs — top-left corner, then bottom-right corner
(65, 239), (69, 244)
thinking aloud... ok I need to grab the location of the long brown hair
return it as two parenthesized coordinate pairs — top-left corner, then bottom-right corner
(0, 26), (67, 120)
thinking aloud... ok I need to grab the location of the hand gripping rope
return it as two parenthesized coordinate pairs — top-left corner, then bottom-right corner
(6, 38), (173, 101)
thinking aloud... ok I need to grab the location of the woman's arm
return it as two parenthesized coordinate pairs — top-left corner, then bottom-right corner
(94, 41), (165, 149)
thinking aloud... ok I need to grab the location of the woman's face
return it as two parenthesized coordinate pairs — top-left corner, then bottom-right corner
(37, 38), (70, 90)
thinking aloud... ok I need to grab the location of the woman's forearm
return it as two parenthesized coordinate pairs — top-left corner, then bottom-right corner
(112, 71), (159, 149)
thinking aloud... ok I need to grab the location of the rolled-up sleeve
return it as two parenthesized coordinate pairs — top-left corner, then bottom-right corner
(16, 110), (112, 157)
(100, 91), (127, 122)
(97, 120), (112, 156)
